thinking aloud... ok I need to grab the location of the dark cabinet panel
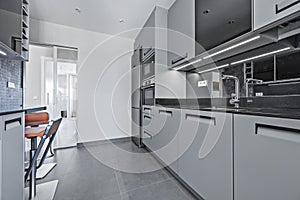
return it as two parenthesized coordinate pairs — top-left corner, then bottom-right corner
(277, 51), (300, 80)
(195, 0), (252, 54)
(253, 57), (275, 81)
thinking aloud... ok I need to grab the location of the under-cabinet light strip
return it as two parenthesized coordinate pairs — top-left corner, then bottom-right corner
(173, 36), (261, 71)
(231, 47), (291, 65)
(173, 58), (203, 71)
(198, 64), (230, 74)
(203, 36), (261, 59)
(0, 50), (7, 56)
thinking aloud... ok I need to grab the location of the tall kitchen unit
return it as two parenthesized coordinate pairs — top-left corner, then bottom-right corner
(131, 48), (142, 147)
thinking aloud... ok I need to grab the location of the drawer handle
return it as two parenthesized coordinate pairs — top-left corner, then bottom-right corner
(256, 123), (300, 143)
(171, 53), (188, 65)
(159, 110), (173, 117)
(185, 114), (216, 126)
(276, 0), (300, 14)
(5, 117), (22, 131)
(144, 131), (153, 139)
(144, 107), (152, 111)
(144, 115), (152, 120)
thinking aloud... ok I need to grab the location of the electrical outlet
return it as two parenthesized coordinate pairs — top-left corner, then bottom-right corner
(198, 80), (208, 87)
(7, 81), (15, 89)
(255, 92), (264, 97)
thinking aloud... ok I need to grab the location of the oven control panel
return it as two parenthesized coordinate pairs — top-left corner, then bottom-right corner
(142, 77), (155, 87)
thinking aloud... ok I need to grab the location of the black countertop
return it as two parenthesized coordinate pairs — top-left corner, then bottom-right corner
(0, 106), (47, 116)
(156, 97), (300, 120)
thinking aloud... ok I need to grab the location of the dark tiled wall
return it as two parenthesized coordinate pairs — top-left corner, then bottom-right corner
(0, 58), (23, 111)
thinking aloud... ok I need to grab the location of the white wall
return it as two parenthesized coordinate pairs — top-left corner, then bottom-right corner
(29, 19), (134, 142)
(25, 45), (53, 107)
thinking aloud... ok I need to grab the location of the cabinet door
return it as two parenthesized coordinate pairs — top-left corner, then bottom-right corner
(1, 113), (24, 200)
(234, 114), (300, 200)
(167, 0), (195, 68)
(0, 0), (22, 49)
(195, 0), (252, 54)
(153, 108), (181, 173)
(178, 110), (233, 200)
(254, 0), (300, 30)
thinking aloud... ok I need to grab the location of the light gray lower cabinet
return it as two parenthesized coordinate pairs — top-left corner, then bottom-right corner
(178, 110), (233, 200)
(234, 114), (300, 200)
(0, 112), (24, 200)
(143, 107), (181, 173)
(153, 107), (181, 173)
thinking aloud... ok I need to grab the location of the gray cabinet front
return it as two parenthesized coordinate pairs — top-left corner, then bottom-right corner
(1, 112), (24, 200)
(153, 107), (181, 173)
(254, 0), (300, 30)
(178, 110), (233, 200)
(167, 0), (195, 68)
(234, 114), (300, 200)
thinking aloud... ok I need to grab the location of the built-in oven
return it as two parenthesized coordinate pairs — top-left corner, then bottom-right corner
(142, 77), (155, 106)
(142, 48), (155, 81)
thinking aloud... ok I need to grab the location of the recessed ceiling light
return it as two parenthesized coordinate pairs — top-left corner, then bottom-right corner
(0, 50), (7, 56)
(75, 7), (81, 13)
(119, 19), (125, 23)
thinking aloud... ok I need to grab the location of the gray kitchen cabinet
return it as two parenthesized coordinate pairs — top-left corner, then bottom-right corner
(234, 114), (300, 200)
(154, 6), (186, 99)
(254, 0), (300, 30)
(167, 0), (195, 68)
(178, 109), (233, 200)
(142, 106), (181, 173)
(134, 6), (186, 99)
(0, 112), (24, 200)
(0, 0), (29, 60)
(152, 107), (181, 173)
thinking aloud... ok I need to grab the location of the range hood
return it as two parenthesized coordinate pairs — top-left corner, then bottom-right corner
(173, 13), (300, 72)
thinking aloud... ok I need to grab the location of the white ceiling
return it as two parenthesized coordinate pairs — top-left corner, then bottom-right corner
(29, 0), (175, 39)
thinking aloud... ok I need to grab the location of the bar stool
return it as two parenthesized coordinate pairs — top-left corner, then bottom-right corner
(25, 112), (56, 181)
(24, 117), (62, 200)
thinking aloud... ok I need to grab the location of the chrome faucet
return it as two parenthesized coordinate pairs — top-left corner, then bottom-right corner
(245, 78), (263, 97)
(222, 75), (240, 109)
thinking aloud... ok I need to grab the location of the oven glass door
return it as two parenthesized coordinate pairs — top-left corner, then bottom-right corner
(142, 62), (155, 80)
(143, 87), (155, 106)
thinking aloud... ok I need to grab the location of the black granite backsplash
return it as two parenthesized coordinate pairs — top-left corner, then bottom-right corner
(0, 58), (23, 111)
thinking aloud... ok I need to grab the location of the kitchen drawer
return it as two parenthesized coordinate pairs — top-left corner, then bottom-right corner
(153, 108), (181, 173)
(254, 0), (300, 30)
(234, 114), (300, 200)
(178, 110), (233, 200)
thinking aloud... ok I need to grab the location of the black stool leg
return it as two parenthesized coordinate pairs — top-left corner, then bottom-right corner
(29, 137), (37, 199)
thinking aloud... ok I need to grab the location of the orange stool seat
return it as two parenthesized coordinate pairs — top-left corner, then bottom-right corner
(25, 127), (46, 138)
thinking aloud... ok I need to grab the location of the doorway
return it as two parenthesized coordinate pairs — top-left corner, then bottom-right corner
(26, 44), (78, 149)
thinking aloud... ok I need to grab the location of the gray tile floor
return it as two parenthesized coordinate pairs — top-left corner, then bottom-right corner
(37, 140), (198, 200)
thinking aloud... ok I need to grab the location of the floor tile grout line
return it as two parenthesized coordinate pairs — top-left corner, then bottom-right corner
(168, 175), (196, 200)
(113, 170), (124, 200)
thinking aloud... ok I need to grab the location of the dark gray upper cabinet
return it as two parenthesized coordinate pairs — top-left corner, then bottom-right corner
(195, 0), (252, 55)
(0, 0), (29, 60)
